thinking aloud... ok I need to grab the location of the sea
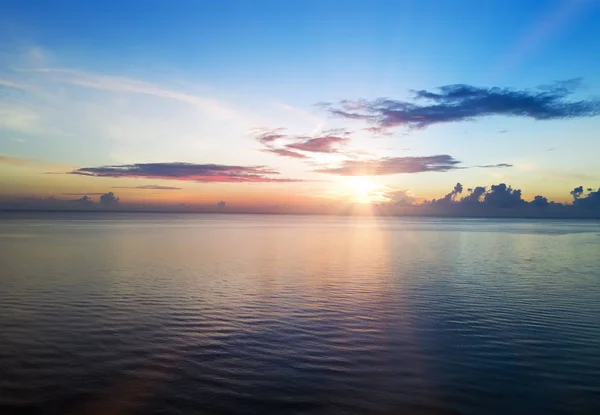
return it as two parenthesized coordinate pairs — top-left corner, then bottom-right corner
(1, 213), (600, 414)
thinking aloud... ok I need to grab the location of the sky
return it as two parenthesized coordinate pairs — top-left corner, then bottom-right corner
(1, 0), (600, 215)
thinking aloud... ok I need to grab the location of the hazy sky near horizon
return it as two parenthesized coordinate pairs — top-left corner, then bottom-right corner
(1, 0), (600, 208)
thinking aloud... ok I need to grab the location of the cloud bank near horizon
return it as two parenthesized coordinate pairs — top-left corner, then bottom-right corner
(3, 183), (599, 218)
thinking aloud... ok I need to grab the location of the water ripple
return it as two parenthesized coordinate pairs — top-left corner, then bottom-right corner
(1, 214), (600, 414)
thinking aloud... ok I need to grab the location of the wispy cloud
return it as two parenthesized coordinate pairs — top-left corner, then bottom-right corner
(0, 154), (36, 166)
(262, 148), (308, 159)
(315, 155), (463, 176)
(252, 127), (288, 145)
(253, 128), (351, 159)
(0, 106), (44, 135)
(111, 185), (182, 190)
(22, 68), (243, 120)
(287, 135), (349, 153)
(0, 78), (28, 89)
(323, 79), (600, 131)
(477, 163), (513, 168)
(68, 162), (304, 183)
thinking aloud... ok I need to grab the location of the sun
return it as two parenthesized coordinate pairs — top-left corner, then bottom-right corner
(347, 176), (382, 203)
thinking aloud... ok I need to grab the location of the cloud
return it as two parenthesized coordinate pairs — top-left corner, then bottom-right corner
(252, 128), (287, 144)
(572, 187), (600, 209)
(62, 192), (107, 196)
(531, 195), (549, 207)
(416, 182), (600, 217)
(254, 128), (350, 159)
(111, 185), (182, 190)
(427, 182), (465, 207)
(24, 68), (241, 120)
(323, 80), (600, 130)
(570, 185), (584, 200)
(286, 135), (348, 153)
(462, 186), (487, 204)
(0, 106), (44, 135)
(425, 183), (515, 214)
(0, 79), (28, 89)
(363, 126), (394, 136)
(4, 182), (600, 217)
(482, 183), (526, 208)
(382, 189), (416, 205)
(314, 155), (462, 176)
(68, 162), (303, 183)
(446, 182), (464, 201)
(477, 163), (513, 168)
(262, 148), (308, 159)
(100, 192), (120, 206)
(72, 195), (94, 207)
(0, 154), (35, 166)
(432, 183), (526, 209)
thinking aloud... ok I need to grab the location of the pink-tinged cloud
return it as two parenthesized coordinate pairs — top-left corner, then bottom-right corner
(252, 128), (287, 144)
(254, 128), (352, 159)
(315, 155), (462, 176)
(262, 148), (308, 159)
(68, 162), (304, 183)
(286, 135), (349, 153)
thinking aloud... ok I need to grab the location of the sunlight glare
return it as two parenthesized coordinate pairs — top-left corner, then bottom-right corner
(348, 176), (383, 203)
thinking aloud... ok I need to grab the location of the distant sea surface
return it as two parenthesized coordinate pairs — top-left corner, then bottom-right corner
(1, 213), (600, 415)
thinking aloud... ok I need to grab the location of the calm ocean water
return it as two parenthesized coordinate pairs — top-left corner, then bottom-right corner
(1, 213), (600, 415)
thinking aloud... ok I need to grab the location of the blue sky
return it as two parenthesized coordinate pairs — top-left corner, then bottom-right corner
(1, 0), (600, 210)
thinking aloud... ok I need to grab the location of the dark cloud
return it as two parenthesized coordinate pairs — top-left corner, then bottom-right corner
(111, 185), (182, 190)
(323, 79), (600, 130)
(430, 183), (526, 209)
(573, 187), (600, 209)
(100, 192), (119, 206)
(446, 182), (464, 201)
(217, 200), (226, 209)
(314, 155), (462, 176)
(428, 183), (465, 207)
(69, 162), (302, 183)
(483, 183), (526, 208)
(62, 192), (107, 196)
(462, 186), (487, 204)
(415, 181), (600, 217)
(72, 195), (94, 206)
(477, 163), (513, 168)
(570, 185), (584, 200)
(531, 195), (549, 207)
